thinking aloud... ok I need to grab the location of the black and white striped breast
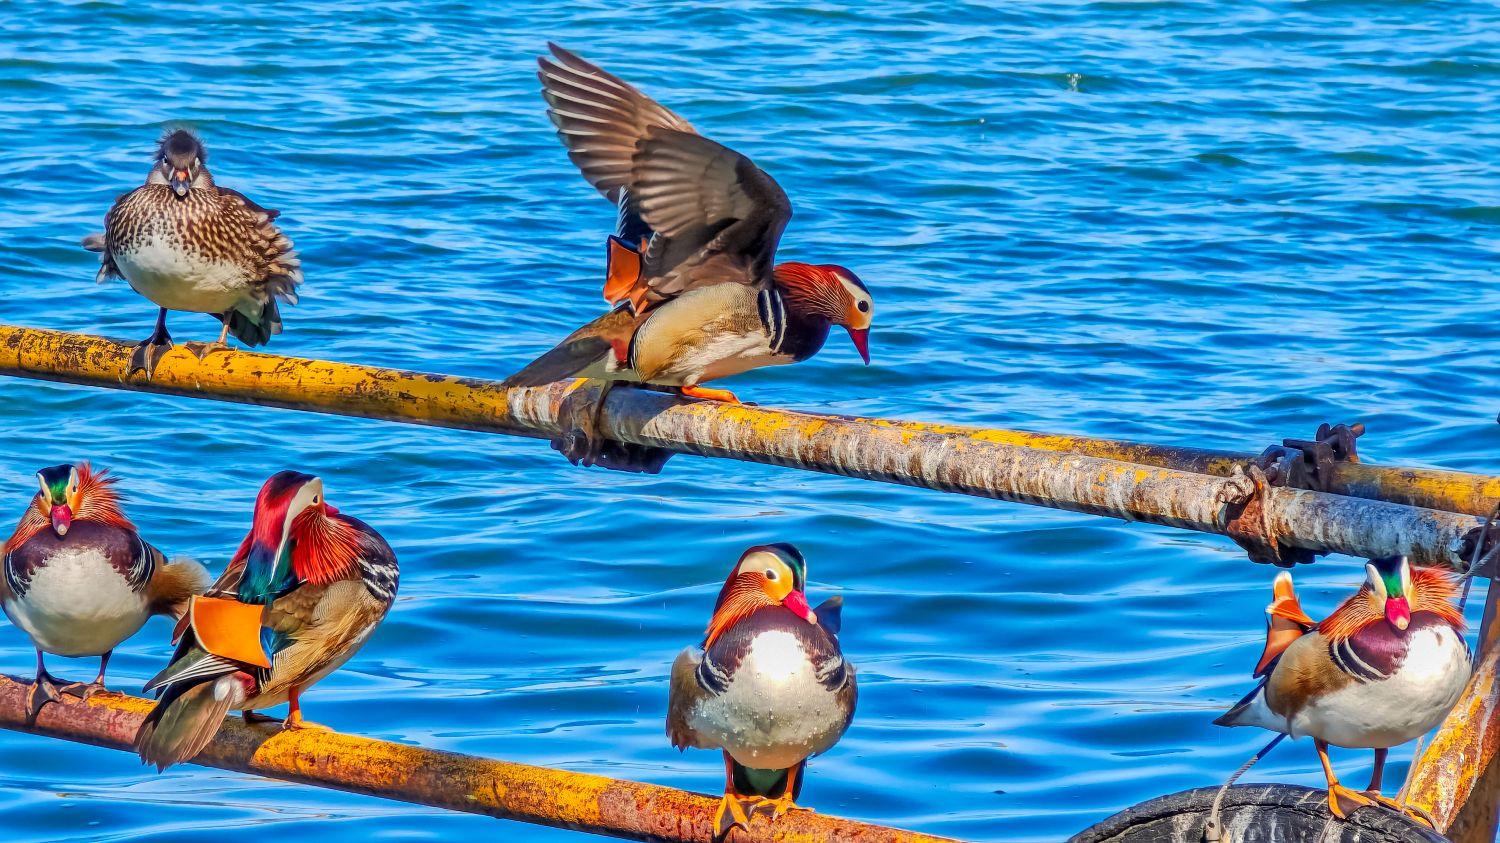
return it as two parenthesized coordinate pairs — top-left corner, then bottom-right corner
(756, 288), (790, 354)
(756, 287), (833, 363)
(346, 517), (399, 606)
(1329, 613), (1463, 683)
(4, 520), (153, 599)
(698, 606), (850, 696)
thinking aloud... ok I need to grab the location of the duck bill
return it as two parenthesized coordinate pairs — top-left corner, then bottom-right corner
(1386, 596), (1411, 631)
(782, 589), (818, 626)
(846, 327), (871, 365)
(170, 169), (191, 197)
(49, 504), (72, 537)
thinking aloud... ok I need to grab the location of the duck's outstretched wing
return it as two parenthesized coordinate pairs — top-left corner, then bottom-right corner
(538, 45), (791, 309)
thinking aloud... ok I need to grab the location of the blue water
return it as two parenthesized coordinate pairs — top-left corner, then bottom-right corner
(1, 2), (1498, 841)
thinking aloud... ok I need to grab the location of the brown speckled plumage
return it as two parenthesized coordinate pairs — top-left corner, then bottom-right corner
(87, 130), (301, 347)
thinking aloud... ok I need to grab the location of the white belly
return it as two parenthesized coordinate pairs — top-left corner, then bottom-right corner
(116, 234), (252, 314)
(1293, 626), (1471, 748)
(686, 630), (849, 770)
(3, 548), (149, 656)
(658, 331), (793, 386)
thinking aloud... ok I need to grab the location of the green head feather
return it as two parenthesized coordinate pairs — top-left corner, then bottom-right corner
(35, 464), (75, 505)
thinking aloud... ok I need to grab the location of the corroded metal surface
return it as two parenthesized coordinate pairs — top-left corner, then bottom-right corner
(0, 675), (950, 843)
(1407, 584), (1500, 841)
(0, 325), (1487, 569)
(832, 418), (1500, 516)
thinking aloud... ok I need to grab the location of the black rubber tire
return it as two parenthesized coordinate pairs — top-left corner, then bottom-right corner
(1069, 784), (1449, 842)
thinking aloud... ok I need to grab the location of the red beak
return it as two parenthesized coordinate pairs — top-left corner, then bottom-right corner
(782, 589), (818, 625)
(1386, 596), (1411, 631)
(50, 504), (72, 537)
(846, 327), (871, 365)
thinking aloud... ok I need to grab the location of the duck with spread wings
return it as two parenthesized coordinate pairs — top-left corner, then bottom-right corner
(505, 45), (874, 471)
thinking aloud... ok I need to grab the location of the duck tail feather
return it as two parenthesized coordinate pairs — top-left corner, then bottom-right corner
(134, 674), (245, 771)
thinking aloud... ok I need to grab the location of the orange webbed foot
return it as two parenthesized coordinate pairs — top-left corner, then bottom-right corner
(1327, 782), (1376, 819)
(751, 795), (811, 821)
(713, 792), (754, 838)
(1362, 791), (1437, 829)
(282, 710), (331, 731)
(680, 384), (740, 403)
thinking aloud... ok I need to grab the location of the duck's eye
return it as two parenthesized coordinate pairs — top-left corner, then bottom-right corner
(312, 495), (320, 505)
(764, 569), (777, 580)
(857, 300), (869, 313)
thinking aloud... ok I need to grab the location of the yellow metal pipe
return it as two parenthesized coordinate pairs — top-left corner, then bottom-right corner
(4, 323), (1496, 516)
(1, 324), (1494, 515)
(0, 324), (1488, 569)
(1407, 582), (1500, 839)
(885, 419), (1500, 517)
(0, 675), (950, 843)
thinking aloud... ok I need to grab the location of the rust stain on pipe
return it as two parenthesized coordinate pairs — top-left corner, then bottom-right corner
(1407, 584), (1500, 840)
(0, 325), (1487, 568)
(0, 676), (951, 843)
(838, 418), (1500, 516)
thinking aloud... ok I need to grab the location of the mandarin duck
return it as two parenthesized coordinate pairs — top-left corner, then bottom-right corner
(667, 544), (856, 837)
(1215, 556), (1470, 826)
(134, 471), (398, 770)
(504, 45), (874, 468)
(2, 463), (208, 721)
(82, 129), (301, 378)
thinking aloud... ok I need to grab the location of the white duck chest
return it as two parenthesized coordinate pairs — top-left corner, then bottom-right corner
(3, 545), (150, 657)
(1293, 624), (1471, 748)
(686, 629), (849, 770)
(115, 227), (254, 315)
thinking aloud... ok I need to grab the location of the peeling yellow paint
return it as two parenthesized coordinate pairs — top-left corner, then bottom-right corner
(0, 676), (949, 843)
(0, 324), (1488, 568)
(1407, 598), (1500, 835)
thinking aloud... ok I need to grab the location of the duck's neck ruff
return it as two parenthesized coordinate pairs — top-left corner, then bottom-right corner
(233, 498), (361, 601)
(289, 508), (362, 586)
(704, 574), (776, 650)
(4, 464), (134, 552)
(773, 263), (843, 324)
(1319, 567), (1465, 642)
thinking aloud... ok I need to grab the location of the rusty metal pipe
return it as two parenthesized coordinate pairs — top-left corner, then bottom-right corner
(1406, 580), (1500, 840)
(5, 325), (1494, 516)
(847, 419), (1500, 517)
(0, 325), (1486, 569)
(0, 675), (949, 843)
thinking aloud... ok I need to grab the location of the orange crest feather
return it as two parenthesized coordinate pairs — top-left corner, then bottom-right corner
(4, 462), (134, 552)
(703, 574), (774, 649)
(290, 509), (362, 585)
(773, 262), (846, 321)
(1319, 565), (1465, 642)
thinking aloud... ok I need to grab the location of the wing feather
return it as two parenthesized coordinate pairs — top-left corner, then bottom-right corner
(666, 646), (718, 751)
(538, 46), (792, 305)
(538, 43), (693, 203)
